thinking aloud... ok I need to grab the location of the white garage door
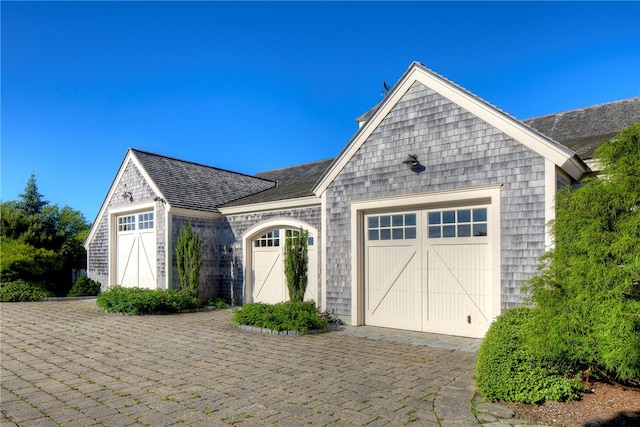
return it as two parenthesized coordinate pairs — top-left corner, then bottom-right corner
(365, 206), (491, 338)
(252, 228), (318, 304)
(117, 212), (156, 288)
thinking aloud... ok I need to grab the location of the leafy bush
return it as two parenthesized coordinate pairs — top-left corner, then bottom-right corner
(232, 301), (327, 334)
(0, 239), (62, 283)
(476, 307), (583, 404)
(208, 297), (229, 309)
(526, 122), (640, 382)
(67, 276), (101, 297)
(0, 280), (53, 302)
(96, 286), (199, 315)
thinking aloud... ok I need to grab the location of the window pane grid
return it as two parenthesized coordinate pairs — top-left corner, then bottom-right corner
(367, 213), (417, 241)
(138, 212), (154, 230)
(117, 215), (136, 232)
(427, 208), (488, 239)
(254, 230), (280, 247)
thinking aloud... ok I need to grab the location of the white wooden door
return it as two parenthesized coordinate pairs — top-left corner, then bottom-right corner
(251, 228), (317, 304)
(365, 206), (491, 338)
(116, 212), (156, 289)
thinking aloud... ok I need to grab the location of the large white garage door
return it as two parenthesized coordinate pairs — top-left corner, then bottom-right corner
(117, 212), (156, 288)
(365, 206), (491, 338)
(252, 228), (318, 304)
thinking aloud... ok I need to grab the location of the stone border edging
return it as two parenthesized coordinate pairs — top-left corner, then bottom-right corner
(238, 324), (328, 336)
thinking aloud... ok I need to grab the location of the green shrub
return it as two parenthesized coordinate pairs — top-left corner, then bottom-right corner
(0, 280), (54, 302)
(96, 286), (199, 315)
(67, 276), (101, 297)
(176, 223), (203, 300)
(526, 122), (640, 382)
(232, 301), (327, 334)
(476, 307), (583, 404)
(284, 227), (308, 302)
(209, 297), (229, 309)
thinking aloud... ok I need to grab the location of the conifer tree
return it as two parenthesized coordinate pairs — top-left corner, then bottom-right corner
(18, 173), (48, 215)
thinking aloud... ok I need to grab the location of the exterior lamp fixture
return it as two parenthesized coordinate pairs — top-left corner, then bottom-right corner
(122, 191), (133, 202)
(402, 154), (425, 173)
(402, 154), (419, 167)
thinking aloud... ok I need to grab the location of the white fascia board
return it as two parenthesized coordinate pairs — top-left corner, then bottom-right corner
(85, 149), (169, 247)
(218, 196), (320, 216)
(168, 206), (223, 220)
(313, 63), (587, 195)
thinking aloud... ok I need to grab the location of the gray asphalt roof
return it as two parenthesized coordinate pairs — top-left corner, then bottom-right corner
(132, 149), (275, 212)
(221, 158), (334, 207)
(524, 97), (640, 160)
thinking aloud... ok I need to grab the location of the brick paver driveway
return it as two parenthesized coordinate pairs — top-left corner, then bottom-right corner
(1, 300), (480, 426)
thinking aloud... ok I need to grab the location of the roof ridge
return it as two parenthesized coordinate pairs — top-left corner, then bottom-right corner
(523, 97), (640, 121)
(129, 148), (275, 183)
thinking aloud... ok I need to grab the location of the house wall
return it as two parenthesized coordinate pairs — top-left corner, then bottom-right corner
(170, 215), (224, 300)
(224, 206), (322, 304)
(87, 160), (167, 289)
(324, 82), (546, 316)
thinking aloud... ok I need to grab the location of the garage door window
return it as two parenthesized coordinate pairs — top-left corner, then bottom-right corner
(118, 213), (154, 232)
(138, 212), (154, 230)
(254, 230), (280, 247)
(368, 213), (417, 241)
(118, 215), (136, 231)
(428, 208), (487, 238)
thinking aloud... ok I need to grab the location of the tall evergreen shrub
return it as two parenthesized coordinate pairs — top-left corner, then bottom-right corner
(526, 122), (640, 381)
(284, 228), (308, 303)
(175, 222), (203, 300)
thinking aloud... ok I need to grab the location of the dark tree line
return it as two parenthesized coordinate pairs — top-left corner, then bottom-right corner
(1, 173), (90, 296)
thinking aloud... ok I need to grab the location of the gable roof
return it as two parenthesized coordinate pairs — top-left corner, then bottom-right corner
(313, 62), (588, 195)
(130, 149), (276, 212)
(524, 97), (640, 160)
(221, 158), (334, 208)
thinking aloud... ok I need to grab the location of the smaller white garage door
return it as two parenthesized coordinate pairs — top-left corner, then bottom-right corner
(251, 228), (318, 304)
(365, 206), (492, 338)
(117, 212), (156, 288)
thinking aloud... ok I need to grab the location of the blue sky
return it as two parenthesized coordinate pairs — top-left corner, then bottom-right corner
(2, 1), (639, 222)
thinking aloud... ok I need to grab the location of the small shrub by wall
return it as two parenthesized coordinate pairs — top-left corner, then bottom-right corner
(476, 307), (583, 404)
(67, 276), (101, 297)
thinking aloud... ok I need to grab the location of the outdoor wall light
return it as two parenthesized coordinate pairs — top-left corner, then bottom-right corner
(122, 191), (133, 202)
(153, 196), (165, 203)
(402, 154), (419, 167)
(402, 154), (425, 173)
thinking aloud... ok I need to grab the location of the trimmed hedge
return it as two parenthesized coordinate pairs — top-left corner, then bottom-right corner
(0, 280), (54, 302)
(476, 307), (583, 404)
(96, 286), (199, 315)
(232, 301), (327, 334)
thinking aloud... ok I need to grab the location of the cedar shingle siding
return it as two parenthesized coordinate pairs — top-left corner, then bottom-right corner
(323, 82), (547, 313)
(85, 62), (639, 334)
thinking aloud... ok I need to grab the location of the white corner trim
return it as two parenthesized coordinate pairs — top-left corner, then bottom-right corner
(320, 192), (327, 313)
(218, 196), (320, 216)
(544, 159), (557, 251)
